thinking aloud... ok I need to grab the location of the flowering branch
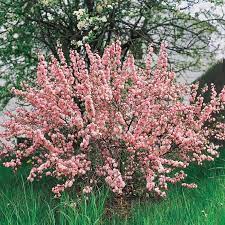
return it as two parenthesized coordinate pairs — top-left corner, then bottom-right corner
(1, 41), (225, 198)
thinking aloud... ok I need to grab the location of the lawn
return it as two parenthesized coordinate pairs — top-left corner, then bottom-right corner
(1, 149), (225, 225)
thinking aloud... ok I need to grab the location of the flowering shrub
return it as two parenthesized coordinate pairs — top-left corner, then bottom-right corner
(1, 41), (225, 198)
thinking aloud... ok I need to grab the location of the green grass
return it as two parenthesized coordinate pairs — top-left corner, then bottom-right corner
(1, 150), (225, 225)
(0, 170), (108, 225)
(111, 176), (225, 225)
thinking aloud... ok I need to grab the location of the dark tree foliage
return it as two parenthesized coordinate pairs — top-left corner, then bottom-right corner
(195, 59), (225, 102)
(195, 59), (225, 144)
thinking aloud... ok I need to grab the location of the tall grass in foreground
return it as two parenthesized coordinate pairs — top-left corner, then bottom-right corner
(0, 170), (108, 225)
(1, 149), (225, 224)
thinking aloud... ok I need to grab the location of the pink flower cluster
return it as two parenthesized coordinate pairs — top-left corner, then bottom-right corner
(1, 41), (225, 198)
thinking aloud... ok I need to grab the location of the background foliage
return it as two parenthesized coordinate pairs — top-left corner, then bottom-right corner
(0, 0), (225, 108)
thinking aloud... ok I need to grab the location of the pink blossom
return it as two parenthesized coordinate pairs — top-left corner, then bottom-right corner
(82, 186), (92, 194)
(1, 41), (225, 198)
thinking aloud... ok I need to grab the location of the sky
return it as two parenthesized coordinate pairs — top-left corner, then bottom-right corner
(177, 0), (225, 60)
(172, 0), (225, 83)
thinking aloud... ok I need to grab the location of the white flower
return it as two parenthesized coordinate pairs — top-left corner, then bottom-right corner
(73, 8), (85, 19)
(88, 30), (93, 36)
(78, 8), (85, 14)
(13, 33), (19, 39)
(41, 0), (50, 5)
(107, 4), (113, 9)
(96, 5), (103, 13)
(82, 36), (88, 42)
(77, 40), (83, 47)
(77, 20), (87, 30)
(88, 17), (94, 24)
(101, 16), (107, 23)
(58, 9), (64, 16)
(93, 26), (99, 30)
(71, 40), (76, 45)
